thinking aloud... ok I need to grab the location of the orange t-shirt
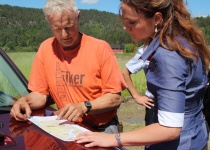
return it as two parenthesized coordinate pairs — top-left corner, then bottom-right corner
(28, 33), (127, 127)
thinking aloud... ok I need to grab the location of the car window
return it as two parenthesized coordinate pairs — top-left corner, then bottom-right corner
(0, 49), (29, 108)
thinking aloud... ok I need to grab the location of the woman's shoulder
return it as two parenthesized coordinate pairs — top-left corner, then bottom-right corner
(154, 46), (189, 72)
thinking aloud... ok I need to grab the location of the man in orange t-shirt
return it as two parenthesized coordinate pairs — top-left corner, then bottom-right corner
(10, 0), (126, 134)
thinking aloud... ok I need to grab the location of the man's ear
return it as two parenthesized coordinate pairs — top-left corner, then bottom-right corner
(77, 10), (80, 22)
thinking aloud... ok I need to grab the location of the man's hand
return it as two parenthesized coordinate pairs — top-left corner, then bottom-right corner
(10, 97), (32, 121)
(54, 103), (86, 122)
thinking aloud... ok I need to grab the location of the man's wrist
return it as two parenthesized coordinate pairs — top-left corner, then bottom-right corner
(84, 101), (92, 114)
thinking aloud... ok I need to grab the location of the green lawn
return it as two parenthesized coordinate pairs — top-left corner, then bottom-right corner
(8, 52), (36, 79)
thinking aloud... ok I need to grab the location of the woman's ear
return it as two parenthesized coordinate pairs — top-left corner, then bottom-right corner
(154, 12), (163, 25)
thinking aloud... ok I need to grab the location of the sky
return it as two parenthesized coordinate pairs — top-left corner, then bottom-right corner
(0, 0), (209, 17)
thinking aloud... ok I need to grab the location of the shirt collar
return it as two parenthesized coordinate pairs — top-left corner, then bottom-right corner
(141, 36), (160, 61)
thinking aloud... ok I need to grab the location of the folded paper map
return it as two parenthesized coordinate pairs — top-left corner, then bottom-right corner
(28, 115), (90, 141)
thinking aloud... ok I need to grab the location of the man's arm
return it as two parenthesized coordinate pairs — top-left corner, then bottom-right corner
(87, 92), (121, 114)
(55, 93), (121, 121)
(10, 91), (47, 121)
(25, 91), (48, 110)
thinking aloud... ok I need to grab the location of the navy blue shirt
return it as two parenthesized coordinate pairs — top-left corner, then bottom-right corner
(141, 36), (209, 150)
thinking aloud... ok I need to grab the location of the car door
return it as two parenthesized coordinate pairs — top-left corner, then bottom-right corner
(0, 48), (29, 114)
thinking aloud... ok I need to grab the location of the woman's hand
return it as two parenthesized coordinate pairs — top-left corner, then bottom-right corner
(134, 95), (154, 109)
(75, 132), (117, 148)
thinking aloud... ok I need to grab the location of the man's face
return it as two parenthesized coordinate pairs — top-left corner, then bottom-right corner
(48, 10), (80, 49)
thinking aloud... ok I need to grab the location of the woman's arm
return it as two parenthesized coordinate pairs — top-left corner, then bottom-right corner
(122, 67), (154, 108)
(75, 123), (181, 147)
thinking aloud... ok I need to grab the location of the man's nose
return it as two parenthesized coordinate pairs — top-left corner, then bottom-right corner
(61, 29), (68, 37)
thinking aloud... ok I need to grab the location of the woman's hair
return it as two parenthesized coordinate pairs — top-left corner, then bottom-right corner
(43, 0), (78, 22)
(120, 0), (210, 70)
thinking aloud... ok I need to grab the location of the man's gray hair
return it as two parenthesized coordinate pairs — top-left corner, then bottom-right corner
(43, 0), (78, 21)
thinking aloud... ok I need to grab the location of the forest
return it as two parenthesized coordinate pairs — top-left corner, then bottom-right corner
(0, 4), (210, 52)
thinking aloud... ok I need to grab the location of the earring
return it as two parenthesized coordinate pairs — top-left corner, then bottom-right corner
(155, 24), (158, 33)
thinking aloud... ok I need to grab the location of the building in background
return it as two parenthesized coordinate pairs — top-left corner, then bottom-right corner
(111, 44), (124, 53)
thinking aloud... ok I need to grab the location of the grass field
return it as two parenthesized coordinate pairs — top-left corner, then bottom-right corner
(8, 52), (35, 79)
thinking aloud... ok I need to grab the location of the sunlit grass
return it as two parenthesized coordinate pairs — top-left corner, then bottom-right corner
(8, 52), (36, 79)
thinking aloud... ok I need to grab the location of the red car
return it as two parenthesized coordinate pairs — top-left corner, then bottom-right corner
(0, 48), (122, 150)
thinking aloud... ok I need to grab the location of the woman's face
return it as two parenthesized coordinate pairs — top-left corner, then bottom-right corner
(121, 3), (156, 42)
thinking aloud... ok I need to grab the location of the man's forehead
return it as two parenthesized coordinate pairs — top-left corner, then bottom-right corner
(49, 12), (76, 24)
(48, 9), (76, 20)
